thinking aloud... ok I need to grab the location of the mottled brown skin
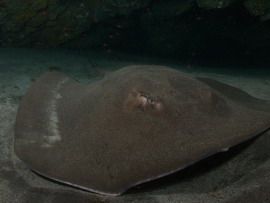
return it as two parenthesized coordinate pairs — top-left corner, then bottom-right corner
(14, 65), (270, 196)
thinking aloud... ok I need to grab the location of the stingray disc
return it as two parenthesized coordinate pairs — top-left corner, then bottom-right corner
(14, 65), (270, 195)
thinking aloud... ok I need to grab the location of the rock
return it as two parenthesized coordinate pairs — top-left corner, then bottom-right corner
(244, 0), (270, 21)
(150, 0), (193, 18)
(0, 0), (269, 66)
(197, 0), (235, 9)
(0, 0), (150, 47)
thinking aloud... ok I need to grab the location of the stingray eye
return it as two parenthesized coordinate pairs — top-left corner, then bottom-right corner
(138, 95), (148, 107)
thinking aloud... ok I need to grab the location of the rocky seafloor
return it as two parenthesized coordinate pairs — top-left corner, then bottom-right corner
(1, 0), (270, 67)
(0, 48), (270, 203)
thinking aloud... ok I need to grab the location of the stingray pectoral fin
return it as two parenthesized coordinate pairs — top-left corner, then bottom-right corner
(197, 77), (270, 112)
(14, 71), (72, 154)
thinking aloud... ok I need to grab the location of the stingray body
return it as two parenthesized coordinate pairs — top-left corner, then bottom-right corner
(14, 65), (270, 195)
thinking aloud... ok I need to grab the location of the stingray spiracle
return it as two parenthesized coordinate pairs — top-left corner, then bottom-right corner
(124, 89), (163, 112)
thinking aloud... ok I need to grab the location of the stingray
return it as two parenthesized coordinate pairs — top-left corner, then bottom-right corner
(14, 65), (270, 196)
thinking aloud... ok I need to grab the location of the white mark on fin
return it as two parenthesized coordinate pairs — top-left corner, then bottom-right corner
(42, 78), (68, 148)
(221, 147), (229, 152)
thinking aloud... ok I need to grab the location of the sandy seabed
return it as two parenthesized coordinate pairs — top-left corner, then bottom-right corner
(0, 48), (270, 203)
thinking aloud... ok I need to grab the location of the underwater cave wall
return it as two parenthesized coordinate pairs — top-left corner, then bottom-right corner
(0, 0), (270, 66)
